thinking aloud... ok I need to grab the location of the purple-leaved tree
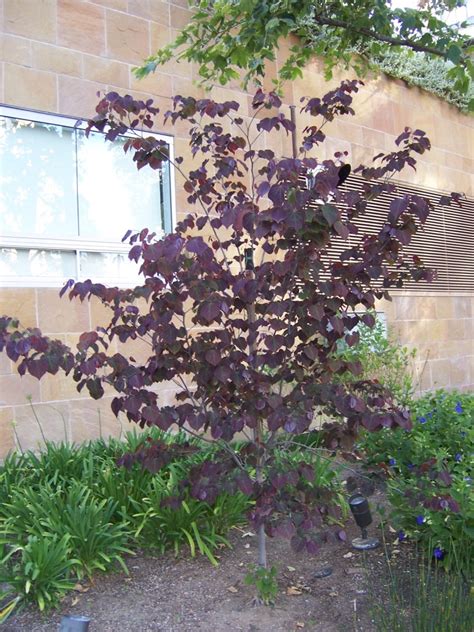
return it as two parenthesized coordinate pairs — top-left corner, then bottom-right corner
(0, 81), (460, 569)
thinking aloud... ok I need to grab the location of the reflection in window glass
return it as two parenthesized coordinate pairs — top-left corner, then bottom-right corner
(0, 248), (76, 278)
(77, 131), (166, 241)
(0, 118), (77, 238)
(79, 251), (140, 281)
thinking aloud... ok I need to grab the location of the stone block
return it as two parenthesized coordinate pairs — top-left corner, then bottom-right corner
(150, 22), (172, 52)
(0, 373), (41, 406)
(12, 401), (70, 450)
(435, 296), (454, 319)
(172, 76), (206, 101)
(106, 10), (149, 64)
(415, 296), (437, 320)
(430, 358), (451, 389)
(361, 127), (386, 150)
(4, 63), (57, 111)
(445, 318), (466, 341)
(58, 75), (103, 118)
(83, 54), (129, 88)
(0, 407), (15, 459)
(393, 295), (418, 321)
(40, 365), (86, 403)
(129, 0), (170, 24)
(89, 295), (114, 330)
(130, 69), (173, 97)
(453, 296), (472, 318)
(37, 288), (90, 334)
(33, 42), (82, 77)
(4, 0), (56, 43)
(0, 288), (37, 328)
(449, 357), (470, 388)
(413, 360), (432, 392)
(0, 33), (32, 66)
(93, 0), (127, 9)
(58, 0), (106, 56)
(68, 397), (121, 443)
(170, 5), (192, 29)
(0, 352), (12, 377)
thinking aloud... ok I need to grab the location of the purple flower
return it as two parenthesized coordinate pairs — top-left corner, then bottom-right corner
(455, 402), (463, 414)
(416, 515), (425, 526)
(398, 530), (406, 542)
(407, 464), (415, 470)
(418, 416), (427, 424)
(427, 412), (433, 418)
(454, 453), (462, 463)
(433, 547), (444, 560)
(389, 458), (396, 466)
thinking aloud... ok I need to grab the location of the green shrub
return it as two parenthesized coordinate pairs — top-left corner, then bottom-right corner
(0, 534), (77, 615)
(46, 483), (133, 579)
(244, 564), (279, 605)
(359, 390), (474, 572)
(334, 312), (416, 407)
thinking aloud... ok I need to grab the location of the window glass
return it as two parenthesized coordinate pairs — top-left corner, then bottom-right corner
(0, 118), (77, 238)
(76, 131), (165, 241)
(0, 248), (76, 279)
(0, 110), (174, 286)
(79, 251), (140, 281)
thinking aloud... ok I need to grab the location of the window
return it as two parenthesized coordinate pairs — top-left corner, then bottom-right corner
(0, 106), (175, 287)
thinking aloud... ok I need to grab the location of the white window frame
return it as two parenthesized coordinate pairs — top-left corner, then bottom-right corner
(0, 104), (176, 287)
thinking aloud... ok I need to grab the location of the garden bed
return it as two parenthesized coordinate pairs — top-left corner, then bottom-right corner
(4, 520), (384, 632)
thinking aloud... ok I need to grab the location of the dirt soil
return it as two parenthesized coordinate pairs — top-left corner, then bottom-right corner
(3, 498), (398, 632)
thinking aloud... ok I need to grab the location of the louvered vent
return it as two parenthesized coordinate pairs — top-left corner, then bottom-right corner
(305, 174), (474, 294)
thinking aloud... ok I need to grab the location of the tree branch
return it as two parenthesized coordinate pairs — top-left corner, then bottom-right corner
(312, 14), (453, 60)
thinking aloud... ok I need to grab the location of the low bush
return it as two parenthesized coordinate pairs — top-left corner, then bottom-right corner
(334, 311), (416, 407)
(359, 390), (473, 573)
(0, 534), (77, 614)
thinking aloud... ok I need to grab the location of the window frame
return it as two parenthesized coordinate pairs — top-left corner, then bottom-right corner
(0, 104), (176, 288)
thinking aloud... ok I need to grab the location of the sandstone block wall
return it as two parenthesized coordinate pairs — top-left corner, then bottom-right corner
(0, 1), (473, 456)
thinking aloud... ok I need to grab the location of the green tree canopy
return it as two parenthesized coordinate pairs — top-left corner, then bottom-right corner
(136, 0), (473, 105)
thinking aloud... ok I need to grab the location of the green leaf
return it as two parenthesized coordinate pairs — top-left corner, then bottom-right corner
(446, 45), (462, 65)
(322, 204), (339, 227)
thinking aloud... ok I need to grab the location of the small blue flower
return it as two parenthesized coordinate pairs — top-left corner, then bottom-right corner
(464, 477), (472, 485)
(416, 515), (425, 526)
(407, 463), (415, 470)
(433, 547), (444, 560)
(454, 453), (462, 463)
(418, 416), (427, 424)
(389, 458), (396, 466)
(455, 402), (463, 414)
(460, 431), (466, 438)
(427, 412), (433, 418)
(398, 530), (406, 542)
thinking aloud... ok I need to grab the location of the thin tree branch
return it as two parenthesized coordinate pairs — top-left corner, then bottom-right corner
(312, 14), (454, 60)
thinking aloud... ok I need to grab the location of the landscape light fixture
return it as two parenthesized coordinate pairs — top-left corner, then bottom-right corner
(59, 614), (90, 631)
(348, 493), (380, 550)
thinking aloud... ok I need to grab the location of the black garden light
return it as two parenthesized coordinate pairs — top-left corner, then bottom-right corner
(59, 614), (90, 631)
(348, 493), (380, 550)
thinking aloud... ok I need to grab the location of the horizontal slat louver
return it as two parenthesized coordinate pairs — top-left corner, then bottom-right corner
(303, 174), (473, 294)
